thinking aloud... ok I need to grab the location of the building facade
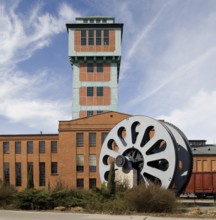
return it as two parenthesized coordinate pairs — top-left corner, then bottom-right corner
(66, 17), (123, 119)
(0, 112), (129, 190)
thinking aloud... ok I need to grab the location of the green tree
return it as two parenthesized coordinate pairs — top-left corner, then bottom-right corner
(107, 161), (115, 195)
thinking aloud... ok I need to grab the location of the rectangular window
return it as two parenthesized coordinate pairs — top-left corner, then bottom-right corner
(76, 154), (84, 172)
(89, 178), (96, 189)
(15, 142), (21, 154)
(81, 30), (86, 45)
(87, 111), (93, 117)
(15, 162), (22, 186)
(97, 110), (103, 114)
(51, 162), (58, 175)
(27, 141), (33, 154)
(104, 30), (109, 45)
(87, 87), (94, 96)
(76, 133), (83, 147)
(97, 63), (103, 72)
(77, 179), (84, 188)
(27, 162), (34, 188)
(89, 133), (96, 147)
(88, 30), (94, 45)
(3, 142), (9, 154)
(96, 30), (101, 45)
(3, 163), (10, 186)
(39, 162), (46, 186)
(87, 63), (94, 72)
(89, 154), (96, 172)
(97, 87), (103, 96)
(51, 141), (57, 153)
(102, 132), (108, 144)
(39, 141), (45, 153)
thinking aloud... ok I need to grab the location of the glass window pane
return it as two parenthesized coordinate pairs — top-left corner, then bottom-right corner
(97, 87), (103, 96)
(39, 141), (45, 153)
(88, 30), (94, 45)
(87, 87), (94, 96)
(81, 30), (86, 45)
(15, 162), (22, 186)
(51, 141), (57, 153)
(3, 142), (9, 154)
(89, 133), (96, 146)
(27, 141), (33, 154)
(104, 30), (109, 45)
(97, 63), (103, 72)
(15, 142), (21, 154)
(39, 162), (46, 186)
(87, 63), (94, 72)
(76, 133), (83, 147)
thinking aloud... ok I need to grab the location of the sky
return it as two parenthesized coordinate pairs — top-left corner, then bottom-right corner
(1, 0), (216, 144)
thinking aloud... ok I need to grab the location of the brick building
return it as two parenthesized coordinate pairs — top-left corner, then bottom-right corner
(0, 112), (129, 190)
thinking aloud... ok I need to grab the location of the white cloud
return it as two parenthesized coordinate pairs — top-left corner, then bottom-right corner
(0, 1), (80, 133)
(157, 90), (216, 144)
(0, 1), (80, 67)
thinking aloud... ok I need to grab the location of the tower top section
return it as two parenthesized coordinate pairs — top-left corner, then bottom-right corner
(75, 16), (115, 24)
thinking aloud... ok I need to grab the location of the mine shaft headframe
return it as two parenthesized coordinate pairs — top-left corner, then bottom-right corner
(99, 115), (193, 195)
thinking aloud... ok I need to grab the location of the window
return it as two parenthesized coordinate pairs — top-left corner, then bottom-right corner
(27, 162), (34, 188)
(87, 63), (94, 72)
(81, 30), (86, 45)
(101, 132), (108, 144)
(97, 87), (103, 96)
(87, 87), (94, 96)
(3, 163), (10, 186)
(15, 162), (22, 186)
(89, 133), (96, 146)
(76, 154), (84, 172)
(39, 162), (46, 186)
(97, 63), (103, 72)
(27, 141), (33, 154)
(87, 111), (93, 117)
(97, 111), (103, 114)
(89, 155), (96, 172)
(39, 141), (45, 153)
(76, 133), (83, 147)
(104, 30), (109, 45)
(51, 162), (58, 175)
(15, 142), (21, 154)
(96, 30), (101, 45)
(88, 30), (94, 45)
(89, 178), (96, 189)
(51, 141), (57, 153)
(77, 179), (84, 188)
(3, 142), (9, 154)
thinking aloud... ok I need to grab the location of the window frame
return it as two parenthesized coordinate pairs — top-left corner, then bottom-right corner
(27, 141), (33, 154)
(103, 30), (109, 45)
(39, 141), (45, 153)
(76, 154), (84, 172)
(96, 30), (101, 45)
(87, 111), (93, 117)
(88, 29), (94, 45)
(89, 178), (96, 189)
(15, 162), (22, 187)
(97, 63), (103, 72)
(89, 133), (96, 147)
(51, 162), (58, 175)
(76, 133), (84, 147)
(15, 141), (21, 154)
(87, 87), (94, 96)
(39, 162), (46, 186)
(3, 142), (9, 154)
(87, 63), (94, 72)
(77, 179), (84, 188)
(89, 154), (96, 172)
(97, 87), (104, 96)
(51, 141), (57, 153)
(81, 30), (86, 45)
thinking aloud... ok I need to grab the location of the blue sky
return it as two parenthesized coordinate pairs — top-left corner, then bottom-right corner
(1, 0), (216, 143)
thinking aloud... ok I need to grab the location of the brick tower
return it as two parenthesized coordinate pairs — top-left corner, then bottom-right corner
(66, 17), (123, 119)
